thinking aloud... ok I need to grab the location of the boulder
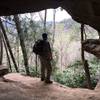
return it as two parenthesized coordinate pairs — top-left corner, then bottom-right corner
(82, 39), (100, 58)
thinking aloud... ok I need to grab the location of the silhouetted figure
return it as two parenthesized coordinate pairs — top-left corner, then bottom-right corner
(39, 33), (53, 84)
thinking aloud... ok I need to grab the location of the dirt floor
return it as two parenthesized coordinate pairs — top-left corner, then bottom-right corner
(0, 73), (99, 100)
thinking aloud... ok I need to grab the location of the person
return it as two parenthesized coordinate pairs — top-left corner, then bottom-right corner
(39, 33), (53, 84)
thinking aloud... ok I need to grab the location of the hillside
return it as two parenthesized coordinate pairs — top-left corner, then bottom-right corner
(0, 73), (99, 100)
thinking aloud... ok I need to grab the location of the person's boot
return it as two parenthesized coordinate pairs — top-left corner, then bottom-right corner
(45, 79), (53, 84)
(41, 77), (45, 81)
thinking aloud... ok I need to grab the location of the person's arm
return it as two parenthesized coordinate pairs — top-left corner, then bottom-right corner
(48, 42), (53, 60)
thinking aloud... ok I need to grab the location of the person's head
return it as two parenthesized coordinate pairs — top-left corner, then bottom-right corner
(42, 33), (48, 40)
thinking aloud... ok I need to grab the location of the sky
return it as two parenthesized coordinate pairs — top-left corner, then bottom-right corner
(47, 9), (71, 22)
(29, 8), (71, 22)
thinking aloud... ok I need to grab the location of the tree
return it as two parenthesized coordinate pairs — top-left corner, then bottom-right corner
(0, 32), (3, 65)
(81, 24), (92, 89)
(52, 9), (56, 48)
(14, 15), (30, 75)
(0, 18), (19, 72)
(44, 9), (47, 32)
(2, 33), (12, 72)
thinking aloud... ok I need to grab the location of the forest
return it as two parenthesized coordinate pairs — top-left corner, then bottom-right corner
(0, 8), (100, 89)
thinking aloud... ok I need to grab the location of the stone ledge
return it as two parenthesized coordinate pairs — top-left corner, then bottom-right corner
(0, 65), (8, 76)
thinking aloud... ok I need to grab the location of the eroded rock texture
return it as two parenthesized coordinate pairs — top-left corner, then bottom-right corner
(82, 39), (100, 58)
(0, 0), (100, 31)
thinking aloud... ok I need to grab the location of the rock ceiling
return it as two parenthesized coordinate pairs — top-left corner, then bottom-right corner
(0, 0), (100, 57)
(0, 0), (100, 31)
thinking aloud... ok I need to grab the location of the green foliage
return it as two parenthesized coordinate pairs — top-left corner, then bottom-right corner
(53, 59), (99, 88)
(28, 66), (40, 77)
(53, 67), (86, 88)
(89, 58), (100, 87)
(68, 60), (82, 68)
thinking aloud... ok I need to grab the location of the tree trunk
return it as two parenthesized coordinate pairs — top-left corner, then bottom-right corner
(0, 32), (3, 65)
(14, 15), (30, 75)
(52, 9), (56, 48)
(0, 18), (19, 72)
(44, 9), (47, 32)
(38, 12), (44, 24)
(35, 54), (38, 76)
(81, 24), (92, 89)
(81, 24), (85, 61)
(2, 34), (12, 72)
(16, 37), (20, 67)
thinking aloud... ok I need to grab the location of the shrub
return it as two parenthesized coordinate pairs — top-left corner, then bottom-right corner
(29, 66), (40, 77)
(53, 59), (99, 88)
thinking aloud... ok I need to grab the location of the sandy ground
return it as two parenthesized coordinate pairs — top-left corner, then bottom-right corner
(0, 73), (99, 100)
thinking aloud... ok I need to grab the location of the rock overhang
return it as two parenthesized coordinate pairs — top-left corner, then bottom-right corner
(0, 0), (100, 31)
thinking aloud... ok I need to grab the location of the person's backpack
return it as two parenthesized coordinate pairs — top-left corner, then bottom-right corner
(33, 40), (44, 55)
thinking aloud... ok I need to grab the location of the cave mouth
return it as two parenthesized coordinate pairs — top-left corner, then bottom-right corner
(0, 3), (99, 90)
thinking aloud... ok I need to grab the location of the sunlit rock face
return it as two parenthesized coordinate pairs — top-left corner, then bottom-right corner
(82, 39), (100, 58)
(0, 0), (100, 31)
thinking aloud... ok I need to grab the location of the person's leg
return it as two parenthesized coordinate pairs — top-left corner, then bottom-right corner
(41, 66), (45, 81)
(45, 61), (52, 83)
(40, 58), (45, 81)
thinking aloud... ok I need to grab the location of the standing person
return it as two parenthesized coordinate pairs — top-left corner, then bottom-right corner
(39, 33), (53, 84)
